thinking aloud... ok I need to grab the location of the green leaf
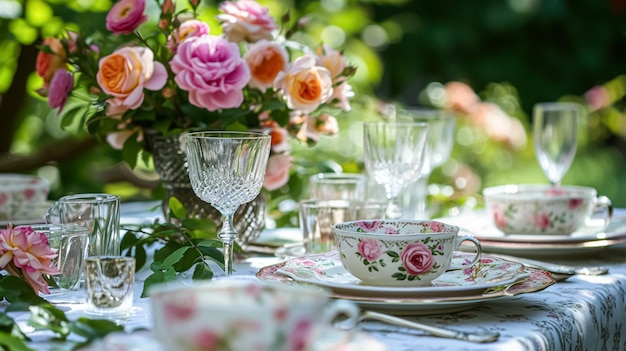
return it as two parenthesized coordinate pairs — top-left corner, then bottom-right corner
(0, 333), (34, 351)
(69, 317), (124, 339)
(159, 246), (189, 268)
(142, 270), (177, 297)
(122, 133), (142, 169)
(28, 304), (70, 339)
(0, 276), (47, 310)
(192, 263), (214, 280)
(169, 197), (187, 219)
(391, 273), (407, 280)
(385, 250), (399, 258)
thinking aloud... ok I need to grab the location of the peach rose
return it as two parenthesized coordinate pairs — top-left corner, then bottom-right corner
(96, 46), (168, 110)
(444, 81), (479, 114)
(244, 40), (288, 91)
(36, 37), (67, 90)
(315, 45), (345, 80)
(263, 154), (292, 191)
(274, 55), (333, 113)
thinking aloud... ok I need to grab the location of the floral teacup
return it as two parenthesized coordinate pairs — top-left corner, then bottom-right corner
(483, 184), (613, 235)
(332, 219), (482, 287)
(0, 174), (49, 222)
(150, 280), (360, 351)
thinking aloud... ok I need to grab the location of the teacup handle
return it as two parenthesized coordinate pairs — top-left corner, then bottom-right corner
(587, 196), (613, 228)
(321, 299), (360, 330)
(448, 236), (482, 271)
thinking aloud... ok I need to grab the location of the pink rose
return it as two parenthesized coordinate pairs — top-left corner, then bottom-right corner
(357, 238), (382, 261)
(263, 154), (293, 191)
(493, 205), (506, 229)
(429, 221), (445, 232)
(47, 69), (74, 113)
(166, 19), (210, 54)
(164, 298), (196, 321)
(357, 220), (381, 232)
(97, 46), (168, 110)
(400, 242), (435, 276)
(568, 198), (583, 209)
(106, 0), (148, 35)
(192, 329), (220, 350)
(289, 319), (313, 351)
(170, 35), (250, 111)
(216, 0), (277, 42)
(0, 225), (60, 294)
(274, 55), (333, 113)
(534, 214), (550, 230)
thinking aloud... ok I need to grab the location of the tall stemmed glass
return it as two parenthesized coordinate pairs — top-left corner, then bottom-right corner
(184, 131), (271, 275)
(397, 108), (456, 219)
(533, 102), (579, 186)
(363, 122), (430, 219)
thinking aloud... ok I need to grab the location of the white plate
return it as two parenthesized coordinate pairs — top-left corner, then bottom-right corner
(257, 258), (555, 315)
(272, 251), (530, 298)
(437, 211), (626, 257)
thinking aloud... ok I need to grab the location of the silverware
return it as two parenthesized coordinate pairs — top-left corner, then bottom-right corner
(494, 254), (609, 279)
(336, 311), (499, 343)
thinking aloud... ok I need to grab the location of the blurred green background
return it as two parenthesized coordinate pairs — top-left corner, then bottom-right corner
(1, 0), (625, 224)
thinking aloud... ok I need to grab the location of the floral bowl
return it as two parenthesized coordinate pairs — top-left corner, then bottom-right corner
(332, 219), (481, 287)
(0, 174), (49, 222)
(483, 184), (612, 235)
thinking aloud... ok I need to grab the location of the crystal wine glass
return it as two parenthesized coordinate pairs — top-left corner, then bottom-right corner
(533, 102), (579, 186)
(397, 108), (456, 219)
(184, 131), (271, 275)
(363, 122), (430, 219)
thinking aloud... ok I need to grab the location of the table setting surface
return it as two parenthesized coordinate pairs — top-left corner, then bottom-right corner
(7, 205), (626, 351)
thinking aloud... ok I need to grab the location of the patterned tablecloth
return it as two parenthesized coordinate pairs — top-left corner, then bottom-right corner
(15, 206), (626, 351)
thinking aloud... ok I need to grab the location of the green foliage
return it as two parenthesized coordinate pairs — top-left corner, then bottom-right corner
(119, 197), (228, 298)
(0, 274), (124, 351)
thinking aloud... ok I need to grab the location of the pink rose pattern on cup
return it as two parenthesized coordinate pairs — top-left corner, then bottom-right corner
(350, 220), (451, 283)
(490, 192), (590, 234)
(158, 284), (315, 351)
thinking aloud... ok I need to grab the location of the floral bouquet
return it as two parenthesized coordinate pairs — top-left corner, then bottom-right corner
(0, 225), (60, 295)
(35, 0), (357, 191)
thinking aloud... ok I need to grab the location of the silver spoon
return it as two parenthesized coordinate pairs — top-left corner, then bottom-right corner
(336, 311), (499, 343)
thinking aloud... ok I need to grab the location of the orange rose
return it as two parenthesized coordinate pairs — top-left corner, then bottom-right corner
(96, 46), (167, 109)
(244, 40), (288, 91)
(36, 37), (67, 89)
(274, 55), (333, 113)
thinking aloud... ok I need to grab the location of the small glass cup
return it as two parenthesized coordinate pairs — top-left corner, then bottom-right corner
(299, 199), (385, 254)
(46, 193), (121, 256)
(84, 256), (135, 318)
(309, 173), (368, 201)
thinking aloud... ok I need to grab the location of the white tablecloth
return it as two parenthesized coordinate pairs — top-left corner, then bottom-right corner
(12, 205), (626, 350)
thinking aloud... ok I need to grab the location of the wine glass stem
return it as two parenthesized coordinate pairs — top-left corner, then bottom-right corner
(219, 214), (237, 275)
(386, 196), (402, 219)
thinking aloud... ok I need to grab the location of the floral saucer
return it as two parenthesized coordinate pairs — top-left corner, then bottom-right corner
(272, 251), (530, 298)
(257, 258), (555, 315)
